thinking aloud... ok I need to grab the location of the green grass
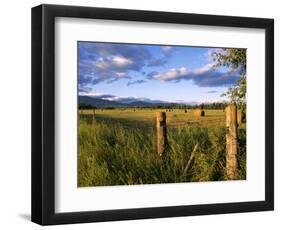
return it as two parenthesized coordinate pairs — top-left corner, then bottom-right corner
(78, 109), (246, 187)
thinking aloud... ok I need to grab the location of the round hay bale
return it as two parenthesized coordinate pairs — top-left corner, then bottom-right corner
(193, 109), (205, 118)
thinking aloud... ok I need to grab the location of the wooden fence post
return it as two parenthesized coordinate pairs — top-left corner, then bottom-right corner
(156, 112), (167, 157)
(237, 110), (242, 126)
(225, 104), (238, 180)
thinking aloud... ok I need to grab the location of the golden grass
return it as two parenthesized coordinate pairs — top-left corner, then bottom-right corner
(79, 108), (226, 128)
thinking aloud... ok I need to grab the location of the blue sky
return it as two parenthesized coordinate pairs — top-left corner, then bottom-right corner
(78, 42), (242, 103)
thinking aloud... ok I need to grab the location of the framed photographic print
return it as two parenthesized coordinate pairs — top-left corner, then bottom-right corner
(31, 4), (274, 225)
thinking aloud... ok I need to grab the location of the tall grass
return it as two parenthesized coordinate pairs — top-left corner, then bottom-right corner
(78, 119), (246, 187)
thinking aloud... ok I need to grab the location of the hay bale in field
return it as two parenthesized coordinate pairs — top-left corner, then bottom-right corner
(193, 109), (205, 117)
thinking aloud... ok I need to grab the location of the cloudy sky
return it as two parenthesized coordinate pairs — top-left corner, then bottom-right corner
(78, 42), (242, 103)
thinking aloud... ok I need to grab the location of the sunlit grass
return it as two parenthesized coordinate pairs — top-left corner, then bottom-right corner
(78, 109), (246, 187)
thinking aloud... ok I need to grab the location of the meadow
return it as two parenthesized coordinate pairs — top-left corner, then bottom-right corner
(78, 108), (246, 187)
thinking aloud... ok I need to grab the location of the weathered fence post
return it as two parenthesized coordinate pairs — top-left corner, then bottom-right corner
(156, 112), (167, 157)
(237, 110), (242, 126)
(225, 104), (238, 180)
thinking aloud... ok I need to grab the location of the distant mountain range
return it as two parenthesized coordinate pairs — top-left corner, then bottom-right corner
(79, 96), (179, 108)
(79, 95), (228, 109)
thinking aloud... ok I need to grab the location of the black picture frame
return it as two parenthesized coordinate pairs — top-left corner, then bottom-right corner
(31, 4), (274, 225)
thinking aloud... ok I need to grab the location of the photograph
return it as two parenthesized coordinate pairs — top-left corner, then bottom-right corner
(30, 3), (274, 225)
(77, 41), (247, 187)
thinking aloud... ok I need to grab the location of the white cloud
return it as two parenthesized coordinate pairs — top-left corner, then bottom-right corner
(93, 55), (134, 70)
(204, 48), (228, 62)
(92, 59), (110, 70)
(112, 56), (133, 67)
(162, 46), (173, 52)
(193, 63), (214, 74)
(115, 72), (127, 77)
(153, 67), (188, 81)
(149, 63), (240, 87)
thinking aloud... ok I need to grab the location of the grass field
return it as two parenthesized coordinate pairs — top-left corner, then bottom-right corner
(78, 108), (246, 187)
(79, 108), (230, 128)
